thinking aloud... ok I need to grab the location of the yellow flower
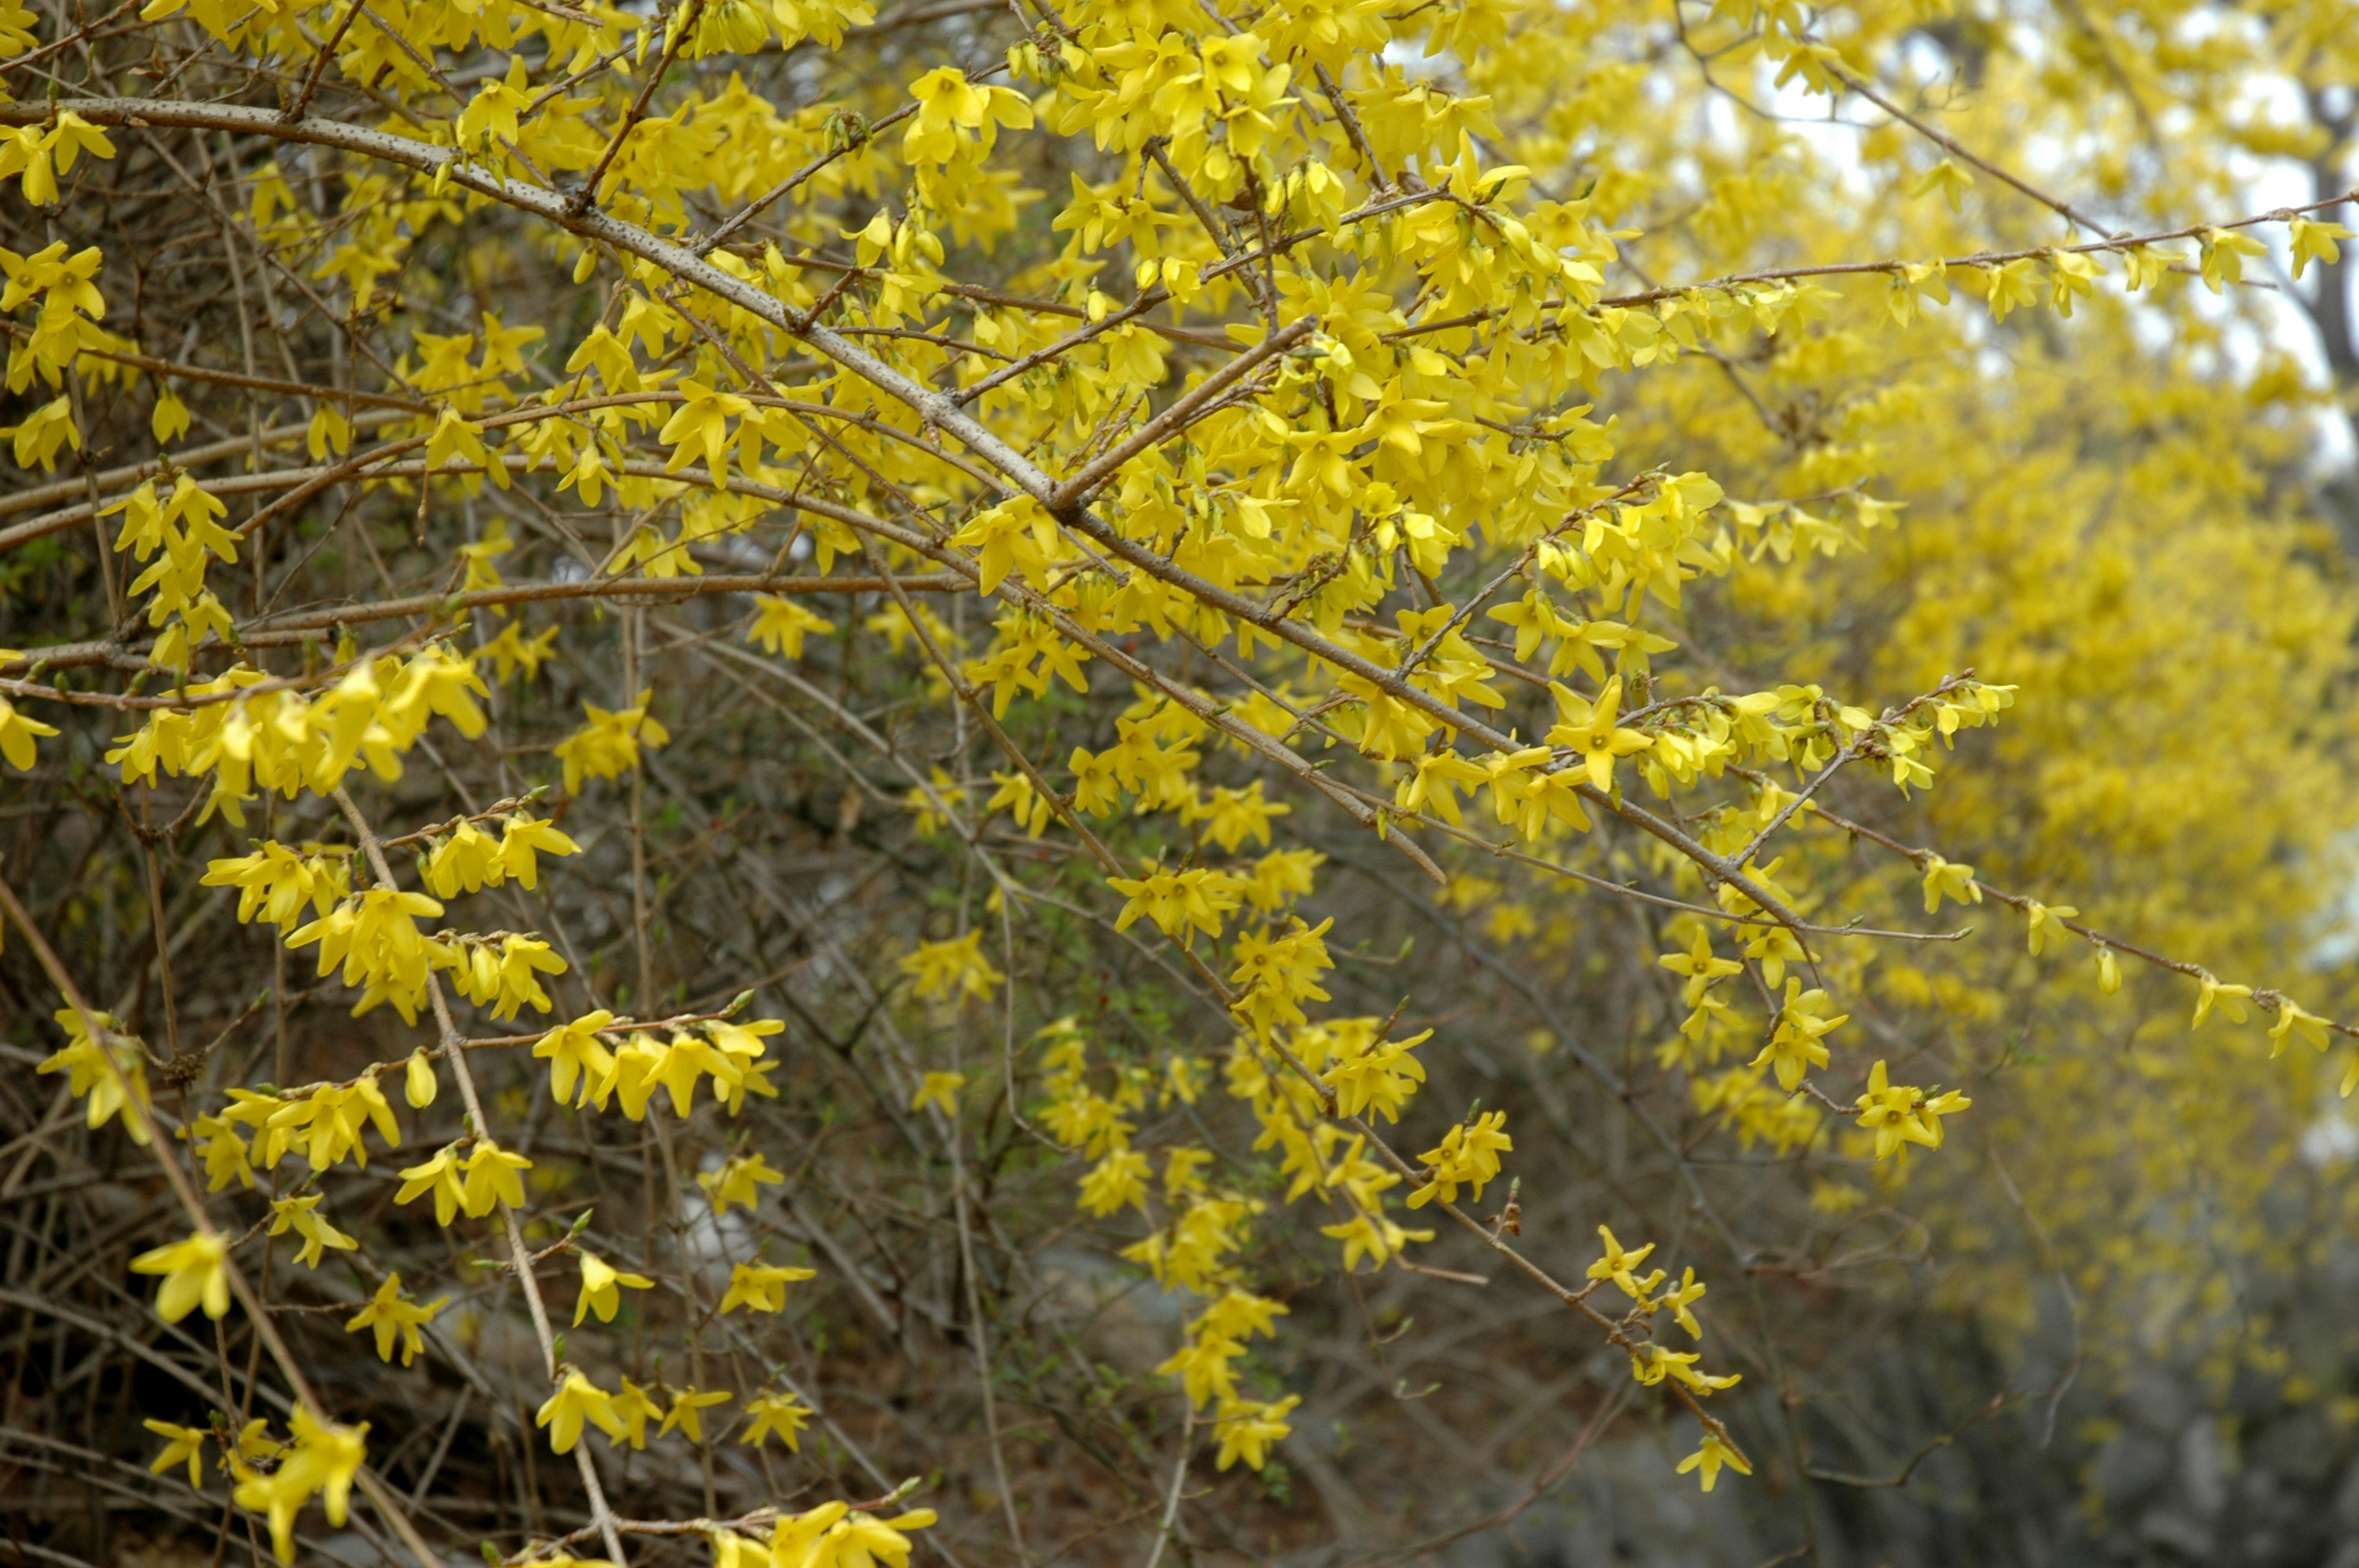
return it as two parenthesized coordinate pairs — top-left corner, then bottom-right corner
(536, 1370), (627, 1454)
(1198, 1290), (1286, 1342)
(1630, 1343), (1740, 1394)
(572, 1249), (654, 1326)
(1210, 1395), (1299, 1471)
(656, 1385), (732, 1443)
(533, 1010), (618, 1106)
(421, 818), (501, 898)
(1676, 1429), (1753, 1492)
(2023, 899), (2078, 955)
(911, 1070), (966, 1115)
(1407, 1110), (1513, 1209)
(444, 932), (567, 1021)
(1316, 1022), (1432, 1123)
(143, 1419), (206, 1486)
(202, 844), (351, 933)
(1107, 862), (1249, 942)
(234, 1417), (282, 1462)
(1585, 1225), (1663, 1304)
(481, 625), (558, 684)
(2291, 216), (2354, 278)
(2192, 974), (2253, 1029)
(739, 1391), (815, 1449)
(896, 929), (1005, 1003)
(344, 1272), (449, 1366)
(129, 1231), (230, 1323)
(496, 814), (578, 887)
(1750, 978), (1847, 1092)
(770, 1502), (852, 1568)
(1919, 853), (1980, 913)
(1545, 674), (1652, 790)
(1077, 1148), (1150, 1216)
(185, 1113), (253, 1192)
(267, 1194), (358, 1269)
(2268, 997), (2331, 1057)
(0, 693), (60, 770)
(1853, 1060), (1972, 1161)
(1657, 927), (1741, 1004)
(771, 1502), (936, 1568)
(718, 1260), (816, 1314)
(552, 691), (667, 793)
(233, 1407), (368, 1564)
(1663, 1266), (1708, 1338)
(697, 1151), (787, 1216)
(1182, 780), (1291, 852)
(657, 378), (754, 483)
(1155, 1333), (1242, 1408)
(1319, 1213), (1431, 1273)
(459, 1138), (531, 1216)
(37, 1007), (152, 1145)
(394, 1145), (466, 1225)
(609, 1377), (662, 1450)
(747, 594), (835, 659)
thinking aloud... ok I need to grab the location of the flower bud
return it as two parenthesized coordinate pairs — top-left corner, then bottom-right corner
(405, 1049), (438, 1109)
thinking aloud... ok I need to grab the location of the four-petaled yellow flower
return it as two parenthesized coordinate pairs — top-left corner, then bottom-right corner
(1211, 1394), (1299, 1471)
(1663, 1267), (1708, 1338)
(1751, 978), (1848, 1092)
(344, 1272), (449, 1366)
(2192, 974), (2253, 1029)
(656, 1385), (732, 1443)
(1107, 862), (1249, 942)
(572, 1249), (655, 1326)
(718, 1260), (817, 1314)
(553, 691), (669, 793)
(536, 1370), (627, 1454)
(740, 1391), (816, 1450)
(1657, 927), (1741, 1006)
(144, 1418), (207, 1486)
(1852, 1060), (1972, 1161)
(2267, 997), (2331, 1057)
(769, 1501), (939, 1568)
(38, 1005), (151, 1145)
(232, 1407), (366, 1564)
(698, 1150), (787, 1216)
(394, 1145), (467, 1225)
(267, 1194), (358, 1269)
(130, 1231), (230, 1323)
(658, 379), (754, 485)
(896, 929), (1004, 1004)
(1586, 1225), (1662, 1304)
(533, 1010), (618, 1106)
(2023, 899), (2078, 954)
(0, 693), (60, 771)
(1629, 1342), (1739, 1394)
(460, 1138), (532, 1215)
(1919, 853), (1980, 913)
(1318, 1023), (1432, 1123)
(910, 1070), (966, 1116)
(1319, 1213), (1431, 1273)
(747, 595), (835, 659)
(609, 1377), (663, 1450)
(1546, 674), (1652, 791)
(1677, 1429), (1753, 1493)
(1407, 1110), (1512, 1209)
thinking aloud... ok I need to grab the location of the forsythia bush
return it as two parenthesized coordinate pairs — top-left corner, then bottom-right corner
(2, 0), (2357, 1559)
